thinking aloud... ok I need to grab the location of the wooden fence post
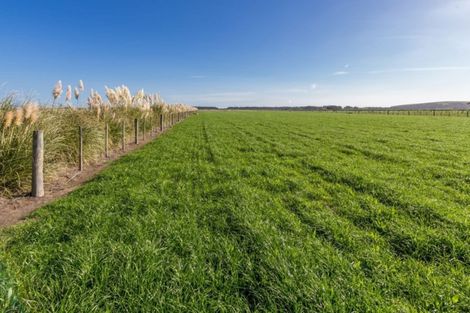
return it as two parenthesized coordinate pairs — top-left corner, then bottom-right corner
(121, 122), (126, 151)
(134, 118), (139, 144)
(32, 130), (44, 197)
(79, 126), (83, 171)
(105, 123), (109, 158)
(142, 118), (145, 140)
(160, 114), (163, 132)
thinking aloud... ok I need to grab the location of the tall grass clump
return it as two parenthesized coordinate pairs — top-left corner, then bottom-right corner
(0, 82), (196, 196)
(0, 97), (40, 195)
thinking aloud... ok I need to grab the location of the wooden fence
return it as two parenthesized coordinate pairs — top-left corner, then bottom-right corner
(336, 110), (470, 117)
(31, 111), (195, 198)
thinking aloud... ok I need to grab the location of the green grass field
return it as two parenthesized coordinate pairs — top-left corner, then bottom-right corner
(1, 111), (469, 312)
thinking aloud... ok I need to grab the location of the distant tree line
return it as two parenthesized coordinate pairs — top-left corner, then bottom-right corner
(197, 101), (470, 111)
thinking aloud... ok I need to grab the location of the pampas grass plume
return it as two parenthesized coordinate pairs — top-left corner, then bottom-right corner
(52, 80), (63, 100)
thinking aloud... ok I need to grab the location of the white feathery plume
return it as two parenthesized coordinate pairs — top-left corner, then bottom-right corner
(52, 80), (63, 104)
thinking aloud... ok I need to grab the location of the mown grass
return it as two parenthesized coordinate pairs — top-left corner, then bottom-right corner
(1, 111), (469, 312)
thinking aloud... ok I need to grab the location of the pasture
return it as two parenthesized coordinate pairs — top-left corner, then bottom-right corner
(1, 111), (469, 312)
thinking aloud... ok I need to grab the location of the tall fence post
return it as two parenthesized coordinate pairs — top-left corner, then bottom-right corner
(105, 123), (109, 158)
(79, 126), (83, 171)
(142, 118), (145, 140)
(32, 130), (44, 197)
(160, 114), (163, 132)
(134, 118), (139, 144)
(121, 122), (126, 151)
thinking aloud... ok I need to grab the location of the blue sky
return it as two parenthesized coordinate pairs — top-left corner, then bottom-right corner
(0, 0), (469, 107)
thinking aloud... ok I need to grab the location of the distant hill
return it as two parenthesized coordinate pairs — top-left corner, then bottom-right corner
(390, 101), (470, 110)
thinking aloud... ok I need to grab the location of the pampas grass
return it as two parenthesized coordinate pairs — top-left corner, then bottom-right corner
(65, 85), (72, 104)
(1, 99), (41, 195)
(52, 80), (62, 105)
(0, 82), (196, 196)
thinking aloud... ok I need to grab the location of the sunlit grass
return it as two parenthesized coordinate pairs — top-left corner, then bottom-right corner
(1, 111), (469, 312)
(0, 89), (196, 196)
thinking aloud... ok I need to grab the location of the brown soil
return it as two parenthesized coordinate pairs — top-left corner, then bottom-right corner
(0, 129), (167, 228)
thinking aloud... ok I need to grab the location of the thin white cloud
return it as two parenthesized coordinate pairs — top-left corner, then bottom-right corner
(332, 71), (349, 76)
(281, 88), (308, 93)
(369, 66), (470, 74)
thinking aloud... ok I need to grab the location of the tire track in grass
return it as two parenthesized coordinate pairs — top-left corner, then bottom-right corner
(215, 113), (468, 309)
(262, 157), (468, 311)
(204, 114), (402, 308)
(190, 119), (279, 310)
(299, 161), (470, 264)
(302, 161), (460, 226)
(204, 204), (265, 311)
(220, 111), (466, 308)
(201, 120), (216, 164)
(336, 143), (411, 165)
(198, 114), (387, 311)
(213, 112), (469, 262)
